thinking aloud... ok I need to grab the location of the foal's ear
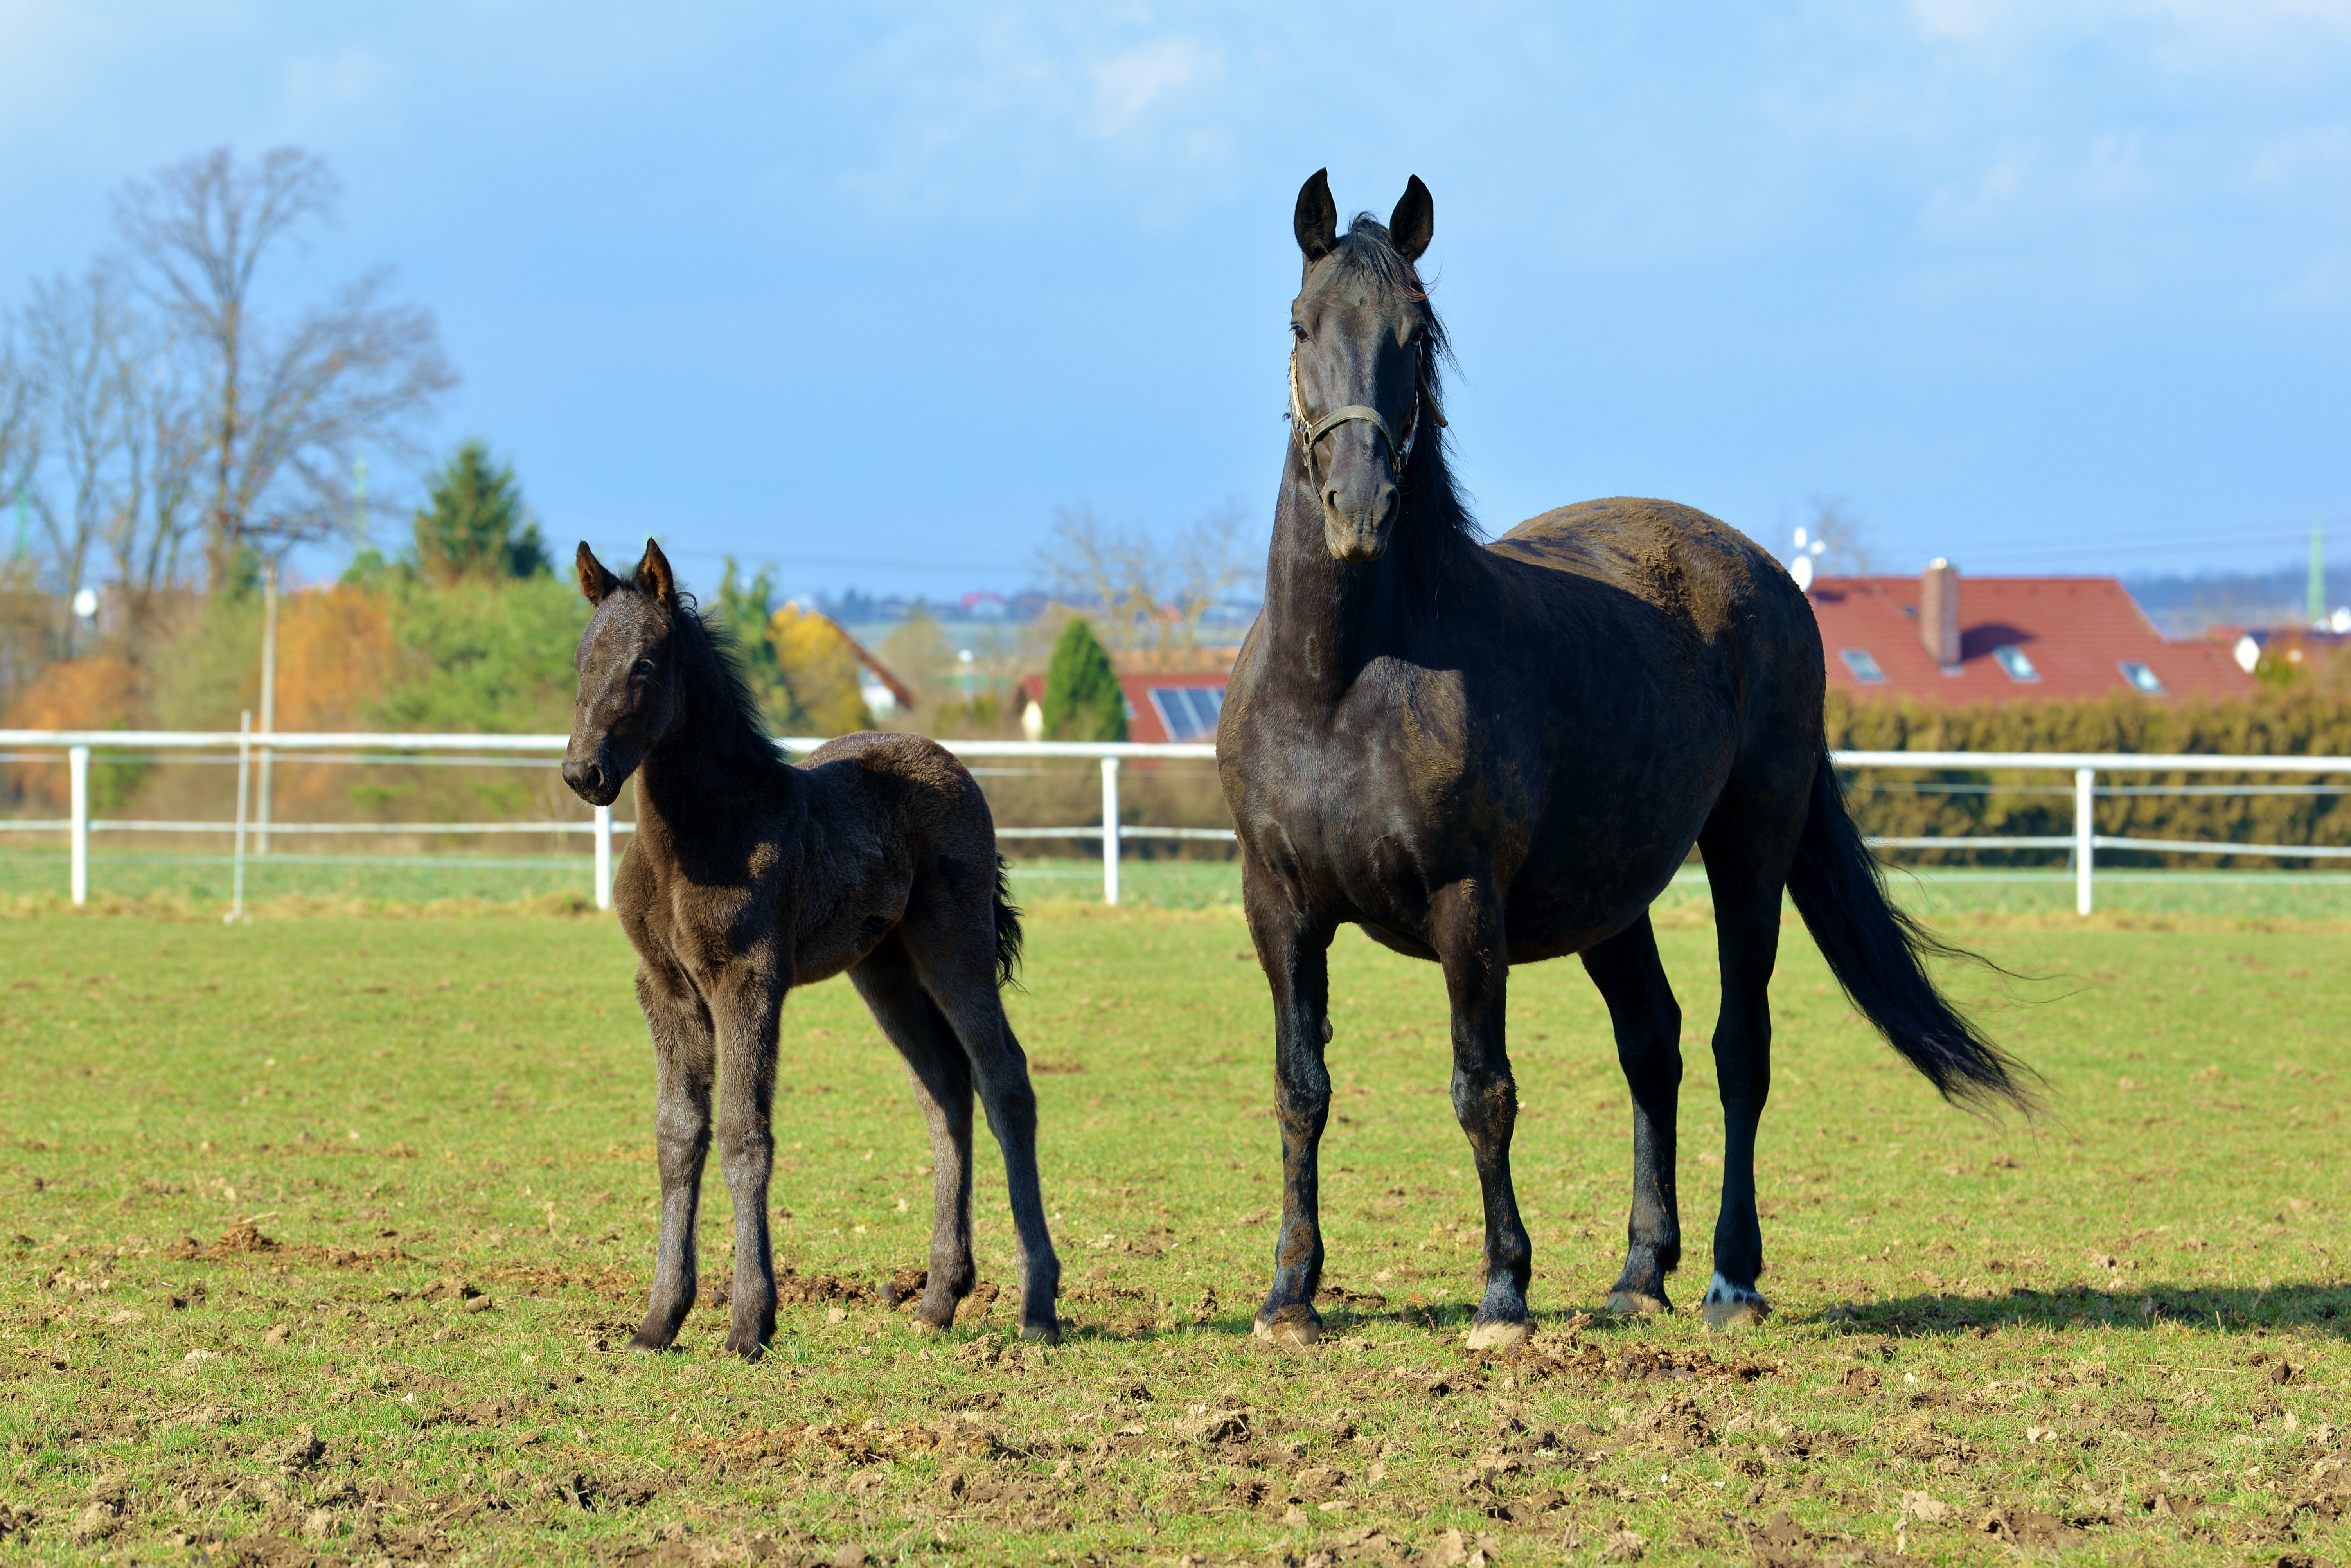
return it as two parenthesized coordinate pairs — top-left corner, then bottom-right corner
(1294, 168), (1339, 263)
(1389, 175), (1433, 263)
(577, 541), (619, 606)
(635, 538), (678, 610)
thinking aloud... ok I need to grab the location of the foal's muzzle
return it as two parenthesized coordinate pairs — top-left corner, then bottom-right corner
(561, 741), (633, 808)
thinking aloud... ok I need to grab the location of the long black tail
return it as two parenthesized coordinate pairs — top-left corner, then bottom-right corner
(992, 856), (1025, 991)
(1786, 754), (2033, 1111)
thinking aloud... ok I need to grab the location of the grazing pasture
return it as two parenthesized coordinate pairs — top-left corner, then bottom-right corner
(0, 899), (2345, 1565)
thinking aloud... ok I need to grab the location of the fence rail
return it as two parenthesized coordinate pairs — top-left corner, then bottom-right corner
(4, 730), (2347, 915)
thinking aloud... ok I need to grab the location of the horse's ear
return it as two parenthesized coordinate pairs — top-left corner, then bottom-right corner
(577, 542), (619, 605)
(1294, 169), (1339, 262)
(635, 538), (678, 610)
(1389, 175), (1433, 263)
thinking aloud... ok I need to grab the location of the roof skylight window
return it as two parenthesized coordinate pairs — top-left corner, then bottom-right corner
(1992, 644), (2039, 682)
(1839, 649), (1887, 683)
(2118, 661), (2162, 694)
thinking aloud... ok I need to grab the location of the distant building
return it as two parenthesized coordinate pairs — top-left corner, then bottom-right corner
(1020, 649), (1236, 744)
(1811, 562), (2254, 703)
(2207, 623), (2351, 682)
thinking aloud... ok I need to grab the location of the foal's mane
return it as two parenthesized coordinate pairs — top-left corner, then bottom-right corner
(1321, 214), (1479, 553)
(621, 573), (783, 770)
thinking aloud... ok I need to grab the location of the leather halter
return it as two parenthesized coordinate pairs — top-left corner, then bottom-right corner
(1288, 345), (1448, 488)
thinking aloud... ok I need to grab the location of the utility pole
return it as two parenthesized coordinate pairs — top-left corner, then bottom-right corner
(353, 455), (368, 539)
(2312, 523), (2327, 629)
(257, 559), (278, 854)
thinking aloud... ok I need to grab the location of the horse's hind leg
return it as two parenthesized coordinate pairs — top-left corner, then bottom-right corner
(1694, 798), (1802, 1330)
(1431, 876), (1534, 1350)
(631, 960), (717, 1352)
(906, 940), (1061, 1342)
(850, 936), (978, 1331)
(1581, 914), (1685, 1317)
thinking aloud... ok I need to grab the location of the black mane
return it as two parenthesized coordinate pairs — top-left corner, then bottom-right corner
(626, 577), (781, 769)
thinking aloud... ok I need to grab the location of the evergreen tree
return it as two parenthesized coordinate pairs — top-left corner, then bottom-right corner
(413, 440), (549, 584)
(1042, 616), (1127, 742)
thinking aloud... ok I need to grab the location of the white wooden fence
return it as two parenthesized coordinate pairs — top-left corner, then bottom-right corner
(2, 730), (2347, 916)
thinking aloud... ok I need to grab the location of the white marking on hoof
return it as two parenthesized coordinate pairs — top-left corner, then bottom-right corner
(1699, 1271), (1769, 1331)
(1465, 1318), (1532, 1351)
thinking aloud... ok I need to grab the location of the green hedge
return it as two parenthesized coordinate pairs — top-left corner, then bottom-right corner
(1823, 690), (2351, 866)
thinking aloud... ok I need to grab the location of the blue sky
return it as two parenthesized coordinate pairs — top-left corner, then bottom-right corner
(4, 0), (2347, 598)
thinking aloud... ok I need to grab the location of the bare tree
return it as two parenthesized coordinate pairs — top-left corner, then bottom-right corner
(1034, 499), (1260, 662)
(1803, 496), (1873, 575)
(0, 321), (37, 561)
(113, 145), (454, 584)
(19, 271), (140, 656)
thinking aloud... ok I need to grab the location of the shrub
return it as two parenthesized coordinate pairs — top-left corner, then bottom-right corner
(1042, 617), (1126, 743)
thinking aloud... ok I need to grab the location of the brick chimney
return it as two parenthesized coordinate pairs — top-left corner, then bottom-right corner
(1919, 559), (1960, 667)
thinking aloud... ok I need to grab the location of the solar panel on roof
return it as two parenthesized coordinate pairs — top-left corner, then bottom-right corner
(1147, 686), (1224, 741)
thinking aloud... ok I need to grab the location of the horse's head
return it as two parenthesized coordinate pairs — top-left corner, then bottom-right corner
(1289, 169), (1438, 564)
(563, 538), (682, 806)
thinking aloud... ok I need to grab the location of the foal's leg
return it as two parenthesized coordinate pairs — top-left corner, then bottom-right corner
(905, 935), (1060, 1342)
(631, 959), (718, 1351)
(850, 935), (978, 1331)
(1695, 812), (1798, 1330)
(710, 968), (785, 1360)
(1430, 877), (1534, 1350)
(1243, 861), (1334, 1348)
(1581, 914), (1686, 1316)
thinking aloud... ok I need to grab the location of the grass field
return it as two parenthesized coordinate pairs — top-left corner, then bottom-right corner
(1, 895), (2346, 1566)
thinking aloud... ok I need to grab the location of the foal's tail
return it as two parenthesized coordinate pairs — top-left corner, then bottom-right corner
(992, 855), (1026, 991)
(1786, 753), (2034, 1111)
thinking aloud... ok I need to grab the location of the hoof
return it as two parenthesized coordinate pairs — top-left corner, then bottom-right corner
(1019, 1318), (1062, 1345)
(723, 1338), (766, 1363)
(1699, 1273), (1769, 1331)
(626, 1329), (678, 1354)
(909, 1314), (945, 1334)
(1464, 1317), (1532, 1352)
(1253, 1303), (1321, 1351)
(1605, 1289), (1672, 1318)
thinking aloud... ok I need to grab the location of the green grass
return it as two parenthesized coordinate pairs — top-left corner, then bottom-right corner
(15, 840), (2351, 920)
(0, 904), (2346, 1564)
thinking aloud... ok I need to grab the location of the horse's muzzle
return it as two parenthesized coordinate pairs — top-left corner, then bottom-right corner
(1324, 514), (1391, 563)
(561, 742), (633, 807)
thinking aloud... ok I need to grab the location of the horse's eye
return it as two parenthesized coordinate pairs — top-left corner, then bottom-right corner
(634, 659), (657, 678)
(1290, 322), (1307, 342)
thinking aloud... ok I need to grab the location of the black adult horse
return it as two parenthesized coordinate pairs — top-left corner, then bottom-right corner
(1217, 172), (2027, 1350)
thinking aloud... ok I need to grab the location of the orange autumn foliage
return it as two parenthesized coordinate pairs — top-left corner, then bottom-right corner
(273, 584), (397, 732)
(3, 655), (144, 807)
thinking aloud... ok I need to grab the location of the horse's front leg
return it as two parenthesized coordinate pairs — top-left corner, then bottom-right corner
(1431, 878), (1534, 1349)
(1245, 865), (1334, 1349)
(632, 960), (716, 1351)
(712, 969), (784, 1361)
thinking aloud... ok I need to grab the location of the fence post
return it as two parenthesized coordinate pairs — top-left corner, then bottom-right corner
(594, 803), (613, 912)
(228, 712), (251, 925)
(2074, 766), (2095, 917)
(68, 746), (89, 906)
(1100, 755), (1121, 907)
(257, 561), (277, 855)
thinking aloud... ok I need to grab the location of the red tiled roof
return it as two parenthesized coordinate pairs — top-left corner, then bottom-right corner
(1810, 575), (2255, 703)
(1019, 670), (1227, 744)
